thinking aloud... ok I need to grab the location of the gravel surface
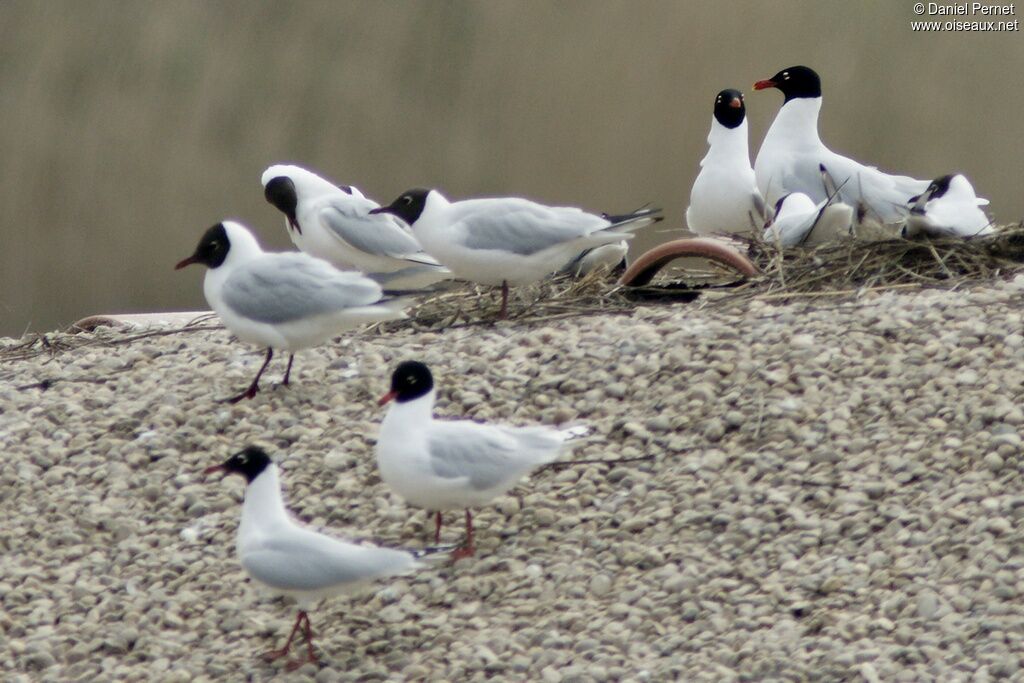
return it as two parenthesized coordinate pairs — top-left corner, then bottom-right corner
(2, 278), (1024, 682)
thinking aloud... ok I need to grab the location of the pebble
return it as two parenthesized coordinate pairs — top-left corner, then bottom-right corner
(2, 283), (1023, 680)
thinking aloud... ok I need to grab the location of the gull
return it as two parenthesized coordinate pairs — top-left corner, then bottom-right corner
(763, 192), (854, 247)
(175, 221), (406, 402)
(369, 189), (661, 318)
(204, 446), (449, 670)
(375, 361), (590, 559)
(687, 88), (768, 235)
(753, 65), (932, 224)
(261, 164), (450, 289)
(903, 174), (994, 238)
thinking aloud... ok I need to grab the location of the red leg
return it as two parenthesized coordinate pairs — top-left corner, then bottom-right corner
(224, 348), (273, 403)
(451, 509), (475, 561)
(281, 353), (295, 386)
(261, 610), (303, 662)
(499, 282), (509, 319)
(434, 511), (443, 544)
(284, 612), (317, 671)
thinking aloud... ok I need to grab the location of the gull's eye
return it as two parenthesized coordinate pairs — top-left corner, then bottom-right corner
(782, 71), (789, 79)
(402, 196), (413, 206)
(237, 454), (248, 464)
(407, 375), (417, 384)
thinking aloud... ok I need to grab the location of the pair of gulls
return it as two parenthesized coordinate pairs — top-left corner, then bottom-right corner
(686, 65), (993, 245)
(176, 179), (660, 401)
(204, 360), (617, 668)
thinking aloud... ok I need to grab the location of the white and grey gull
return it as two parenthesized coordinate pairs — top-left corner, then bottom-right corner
(261, 164), (450, 289)
(175, 221), (407, 402)
(204, 446), (450, 669)
(375, 361), (650, 558)
(370, 189), (661, 318)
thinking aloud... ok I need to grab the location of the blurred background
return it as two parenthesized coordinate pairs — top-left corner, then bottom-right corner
(1, 0), (1021, 337)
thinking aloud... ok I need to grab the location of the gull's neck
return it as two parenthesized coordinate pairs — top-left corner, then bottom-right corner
(239, 464), (292, 546)
(701, 118), (751, 167)
(764, 97), (824, 150)
(382, 389), (436, 433)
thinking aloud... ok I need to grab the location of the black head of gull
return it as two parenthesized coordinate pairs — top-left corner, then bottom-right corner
(175, 222), (231, 270)
(754, 65), (821, 102)
(203, 445), (273, 484)
(263, 176), (301, 234)
(369, 188), (431, 226)
(378, 360), (434, 406)
(713, 88), (746, 129)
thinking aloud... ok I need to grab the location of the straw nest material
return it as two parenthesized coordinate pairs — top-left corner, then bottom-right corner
(729, 222), (1024, 302)
(5, 225), (1024, 366)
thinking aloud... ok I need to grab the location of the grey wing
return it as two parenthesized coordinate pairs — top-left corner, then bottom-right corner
(223, 254), (383, 324)
(426, 423), (527, 490)
(319, 198), (426, 258)
(242, 534), (414, 592)
(458, 200), (606, 256)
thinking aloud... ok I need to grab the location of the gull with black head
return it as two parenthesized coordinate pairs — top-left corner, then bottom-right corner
(903, 173), (993, 238)
(261, 164), (450, 289)
(204, 446), (449, 669)
(175, 221), (407, 402)
(687, 88), (768, 235)
(370, 189), (661, 318)
(753, 65), (935, 224)
(375, 361), (592, 558)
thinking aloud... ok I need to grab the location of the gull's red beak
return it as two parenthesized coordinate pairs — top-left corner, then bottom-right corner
(753, 79), (777, 91)
(729, 97), (742, 108)
(175, 255), (198, 270)
(378, 390), (397, 407)
(203, 464), (226, 477)
(367, 207), (386, 215)
(288, 217), (302, 235)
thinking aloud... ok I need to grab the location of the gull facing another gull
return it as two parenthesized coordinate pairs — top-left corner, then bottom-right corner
(204, 446), (450, 669)
(687, 88), (768, 235)
(370, 189), (661, 318)
(175, 221), (407, 402)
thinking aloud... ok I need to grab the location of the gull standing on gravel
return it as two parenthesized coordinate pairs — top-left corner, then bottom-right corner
(261, 164), (450, 289)
(370, 188), (661, 318)
(753, 65), (932, 224)
(204, 446), (449, 669)
(376, 361), (588, 558)
(175, 221), (406, 402)
(903, 174), (993, 238)
(686, 89), (768, 235)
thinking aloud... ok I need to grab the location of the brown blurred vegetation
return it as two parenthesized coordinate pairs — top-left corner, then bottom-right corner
(1, 1), (1021, 336)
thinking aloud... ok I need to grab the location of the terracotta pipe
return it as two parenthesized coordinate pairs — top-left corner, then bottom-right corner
(618, 238), (758, 287)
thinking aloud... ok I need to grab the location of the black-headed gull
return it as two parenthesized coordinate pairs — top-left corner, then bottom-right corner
(261, 164), (450, 289)
(175, 221), (406, 402)
(375, 360), (585, 559)
(753, 65), (931, 225)
(370, 189), (661, 318)
(903, 174), (993, 238)
(204, 446), (447, 669)
(687, 89), (767, 235)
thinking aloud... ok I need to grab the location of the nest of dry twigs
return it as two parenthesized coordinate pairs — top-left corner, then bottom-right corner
(724, 222), (1024, 302)
(372, 267), (636, 334)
